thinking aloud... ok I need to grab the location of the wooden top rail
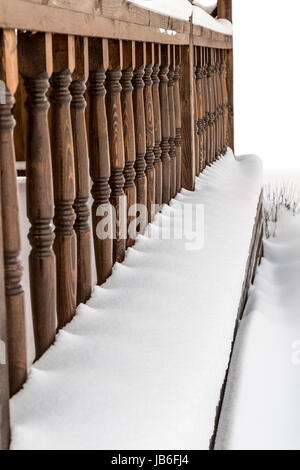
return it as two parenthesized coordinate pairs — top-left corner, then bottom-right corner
(0, 0), (232, 49)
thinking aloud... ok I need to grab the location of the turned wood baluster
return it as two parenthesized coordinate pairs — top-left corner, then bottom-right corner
(216, 50), (223, 156)
(121, 41), (136, 247)
(200, 48), (206, 167)
(70, 37), (91, 305)
(152, 44), (162, 210)
(221, 49), (229, 153)
(160, 45), (170, 204)
(196, 47), (204, 172)
(214, 49), (220, 159)
(18, 32), (56, 359)
(174, 45), (182, 193)
(50, 34), (77, 330)
(144, 43), (155, 221)
(208, 49), (215, 163)
(0, 30), (27, 395)
(133, 42), (147, 234)
(211, 49), (217, 161)
(88, 38), (113, 285)
(203, 48), (210, 165)
(194, 47), (200, 176)
(168, 46), (176, 198)
(0, 171), (9, 449)
(106, 40), (126, 262)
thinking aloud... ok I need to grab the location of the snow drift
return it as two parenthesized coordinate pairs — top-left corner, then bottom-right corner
(10, 150), (262, 450)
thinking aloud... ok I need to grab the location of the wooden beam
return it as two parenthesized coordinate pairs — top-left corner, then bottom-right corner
(0, 0), (232, 48)
(217, 0), (233, 22)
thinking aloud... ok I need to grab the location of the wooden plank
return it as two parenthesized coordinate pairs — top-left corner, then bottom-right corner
(0, 174), (10, 450)
(0, 29), (27, 395)
(0, 0), (232, 48)
(18, 32), (57, 360)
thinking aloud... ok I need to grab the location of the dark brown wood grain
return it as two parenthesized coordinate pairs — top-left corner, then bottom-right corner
(168, 46), (176, 198)
(193, 52), (200, 176)
(195, 47), (204, 172)
(18, 31), (57, 360)
(174, 45), (182, 193)
(0, 30), (27, 396)
(121, 41), (136, 247)
(50, 34), (77, 330)
(106, 39), (126, 263)
(152, 43), (162, 211)
(144, 43), (155, 222)
(159, 45), (171, 204)
(88, 38), (113, 285)
(217, 0), (232, 22)
(133, 42), (147, 234)
(70, 36), (92, 305)
(0, 173), (10, 450)
(179, 43), (195, 190)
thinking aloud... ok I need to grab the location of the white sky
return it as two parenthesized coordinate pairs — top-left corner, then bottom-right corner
(233, 0), (300, 174)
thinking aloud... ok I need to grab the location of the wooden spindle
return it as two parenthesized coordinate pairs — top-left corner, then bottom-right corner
(88, 38), (113, 285)
(0, 30), (27, 395)
(168, 46), (176, 198)
(144, 43), (155, 222)
(18, 32), (56, 359)
(208, 49), (215, 163)
(194, 48), (200, 176)
(174, 45), (182, 193)
(196, 47), (204, 172)
(180, 41), (196, 190)
(106, 39), (126, 262)
(0, 173), (10, 450)
(152, 44), (162, 210)
(121, 41), (136, 247)
(221, 49), (229, 153)
(70, 36), (91, 305)
(50, 34), (77, 330)
(203, 48), (210, 166)
(160, 45), (171, 203)
(133, 42), (147, 234)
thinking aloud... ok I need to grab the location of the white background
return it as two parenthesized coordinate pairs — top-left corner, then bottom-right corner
(233, 0), (300, 175)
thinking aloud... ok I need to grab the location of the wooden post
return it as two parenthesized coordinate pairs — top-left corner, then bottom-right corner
(50, 34), (77, 330)
(168, 46), (176, 198)
(174, 46), (182, 193)
(121, 41), (136, 247)
(160, 45), (171, 203)
(195, 47), (204, 172)
(180, 39), (195, 190)
(70, 36), (92, 306)
(194, 47), (200, 176)
(106, 39), (126, 263)
(218, 0), (234, 151)
(18, 32), (56, 359)
(88, 38), (113, 285)
(152, 44), (162, 210)
(0, 30), (27, 395)
(0, 175), (10, 450)
(133, 42), (147, 233)
(144, 43), (155, 221)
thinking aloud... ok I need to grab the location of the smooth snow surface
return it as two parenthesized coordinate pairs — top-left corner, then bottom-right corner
(215, 210), (300, 450)
(10, 151), (262, 450)
(127, 1), (233, 35)
(192, 1), (217, 15)
(192, 6), (233, 34)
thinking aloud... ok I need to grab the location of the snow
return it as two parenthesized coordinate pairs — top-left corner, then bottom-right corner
(215, 209), (300, 450)
(127, 1), (233, 35)
(192, 1), (217, 15)
(10, 150), (262, 450)
(127, 0), (193, 22)
(192, 6), (233, 35)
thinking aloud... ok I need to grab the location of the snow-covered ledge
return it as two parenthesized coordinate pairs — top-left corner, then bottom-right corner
(128, 0), (233, 36)
(11, 151), (262, 450)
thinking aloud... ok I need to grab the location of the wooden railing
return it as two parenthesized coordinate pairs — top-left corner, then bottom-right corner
(0, 0), (234, 449)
